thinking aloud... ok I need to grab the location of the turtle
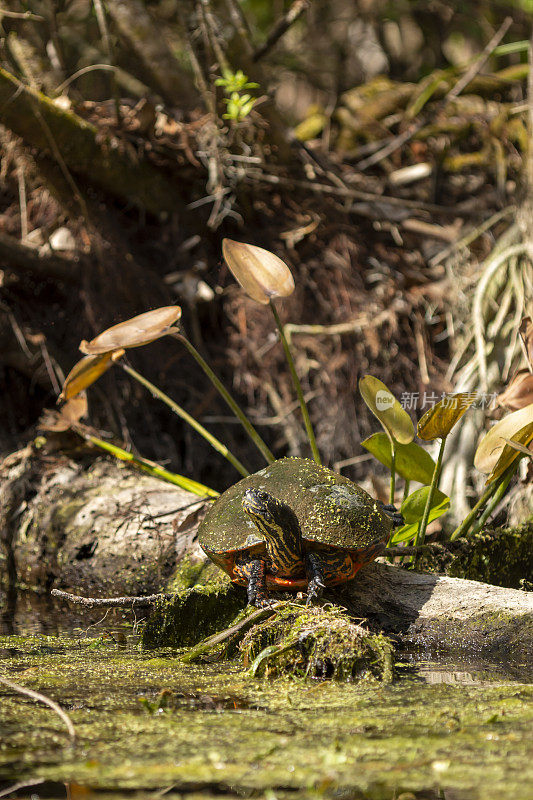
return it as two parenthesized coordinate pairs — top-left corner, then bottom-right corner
(198, 457), (403, 606)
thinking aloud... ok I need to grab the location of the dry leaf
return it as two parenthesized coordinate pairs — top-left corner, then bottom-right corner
(59, 351), (124, 401)
(222, 239), (295, 305)
(80, 306), (182, 354)
(39, 396), (88, 432)
(497, 368), (533, 411)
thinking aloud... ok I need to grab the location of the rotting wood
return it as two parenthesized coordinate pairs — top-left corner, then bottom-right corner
(0, 67), (185, 216)
(337, 560), (533, 659)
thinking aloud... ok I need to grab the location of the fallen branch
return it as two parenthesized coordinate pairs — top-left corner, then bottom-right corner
(341, 560), (533, 658)
(0, 67), (184, 216)
(0, 676), (75, 740)
(51, 588), (170, 607)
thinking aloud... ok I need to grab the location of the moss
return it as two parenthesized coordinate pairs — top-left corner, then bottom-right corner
(408, 609), (533, 661)
(141, 582), (247, 648)
(419, 521), (533, 588)
(240, 604), (394, 682)
(164, 554), (228, 593)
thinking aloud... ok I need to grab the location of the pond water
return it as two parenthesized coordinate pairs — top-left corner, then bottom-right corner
(1, 590), (532, 800)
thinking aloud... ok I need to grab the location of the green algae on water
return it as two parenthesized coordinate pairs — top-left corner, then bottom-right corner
(1, 632), (532, 799)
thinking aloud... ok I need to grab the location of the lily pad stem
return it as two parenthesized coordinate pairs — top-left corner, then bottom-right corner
(389, 439), (397, 504)
(469, 468), (515, 537)
(82, 431), (219, 498)
(270, 301), (321, 464)
(120, 362), (249, 478)
(415, 436), (446, 546)
(449, 462), (516, 541)
(175, 334), (275, 465)
(402, 479), (411, 503)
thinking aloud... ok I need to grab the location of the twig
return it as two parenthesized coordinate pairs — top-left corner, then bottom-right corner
(241, 169), (468, 216)
(253, 0), (309, 62)
(284, 309), (392, 343)
(51, 588), (170, 607)
(17, 164), (28, 241)
(429, 207), (515, 268)
(55, 64), (117, 95)
(0, 676), (75, 741)
(357, 16), (513, 171)
(223, 0), (255, 56)
(0, 779), (45, 799)
(0, 10), (45, 21)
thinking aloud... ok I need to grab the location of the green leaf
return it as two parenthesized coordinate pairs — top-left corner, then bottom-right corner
(359, 376), (414, 444)
(390, 491), (450, 545)
(401, 486), (450, 524)
(417, 393), (477, 440)
(389, 521), (419, 544)
(361, 432), (435, 484)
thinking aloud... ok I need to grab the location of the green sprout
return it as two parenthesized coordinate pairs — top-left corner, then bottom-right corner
(215, 69), (259, 122)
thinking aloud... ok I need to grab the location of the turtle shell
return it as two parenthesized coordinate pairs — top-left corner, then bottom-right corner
(199, 457), (391, 557)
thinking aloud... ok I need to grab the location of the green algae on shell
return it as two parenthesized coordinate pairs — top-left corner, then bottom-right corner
(199, 457), (392, 555)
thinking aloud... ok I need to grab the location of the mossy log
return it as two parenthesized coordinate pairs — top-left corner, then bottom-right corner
(2, 445), (532, 658)
(0, 67), (184, 216)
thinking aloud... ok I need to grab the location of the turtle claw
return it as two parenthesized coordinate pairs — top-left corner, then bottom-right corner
(379, 502), (404, 528)
(306, 576), (325, 606)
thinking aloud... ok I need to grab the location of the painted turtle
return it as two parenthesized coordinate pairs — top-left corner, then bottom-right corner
(198, 457), (401, 606)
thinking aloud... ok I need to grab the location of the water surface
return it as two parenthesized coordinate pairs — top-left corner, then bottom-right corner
(1, 590), (531, 800)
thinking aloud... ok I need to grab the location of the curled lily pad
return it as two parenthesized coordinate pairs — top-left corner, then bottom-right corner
(417, 393), (477, 440)
(222, 239), (295, 305)
(80, 306), (182, 354)
(359, 376), (414, 444)
(59, 350), (124, 401)
(485, 421), (533, 485)
(474, 402), (533, 474)
(361, 432), (435, 484)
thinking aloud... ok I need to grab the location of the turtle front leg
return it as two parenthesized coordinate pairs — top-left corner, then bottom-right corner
(248, 559), (271, 607)
(234, 557), (271, 607)
(304, 552), (326, 605)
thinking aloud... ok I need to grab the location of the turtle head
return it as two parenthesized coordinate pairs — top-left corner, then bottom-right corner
(242, 489), (302, 569)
